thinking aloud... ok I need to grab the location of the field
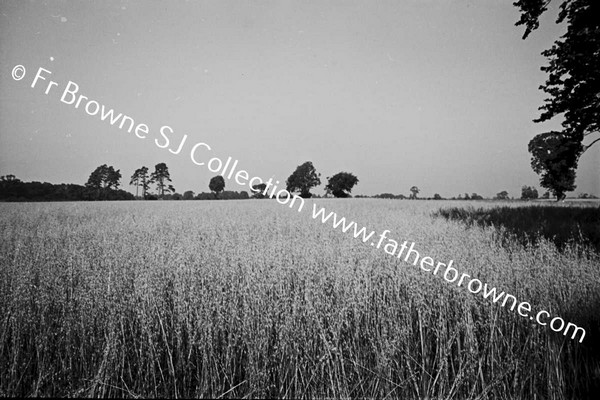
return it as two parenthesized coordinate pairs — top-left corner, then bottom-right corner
(1, 199), (599, 398)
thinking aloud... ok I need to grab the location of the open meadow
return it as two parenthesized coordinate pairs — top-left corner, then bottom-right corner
(1, 199), (599, 398)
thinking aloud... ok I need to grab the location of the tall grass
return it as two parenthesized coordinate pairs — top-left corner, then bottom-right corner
(0, 200), (598, 398)
(432, 202), (600, 253)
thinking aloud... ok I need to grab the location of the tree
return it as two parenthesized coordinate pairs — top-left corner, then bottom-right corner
(209, 175), (225, 198)
(150, 163), (172, 199)
(130, 166), (150, 199)
(528, 132), (580, 200)
(433, 193), (443, 200)
(286, 161), (321, 198)
(409, 186), (420, 199)
(325, 172), (359, 198)
(251, 183), (267, 199)
(86, 164), (121, 199)
(495, 190), (510, 200)
(471, 193), (484, 200)
(0, 174), (20, 183)
(106, 168), (121, 189)
(515, 0), (600, 200)
(521, 185), (539, 200)
(130, 170), (140, 197)
(183, 190), (195, 200)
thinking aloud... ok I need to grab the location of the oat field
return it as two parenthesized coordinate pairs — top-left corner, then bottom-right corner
(1, 200), (599, 398)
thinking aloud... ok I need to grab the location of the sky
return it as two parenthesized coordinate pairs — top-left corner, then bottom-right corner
(1, 0), (598, 198)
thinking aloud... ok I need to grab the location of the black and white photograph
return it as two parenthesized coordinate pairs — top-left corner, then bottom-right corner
(1, 0), (599, 398)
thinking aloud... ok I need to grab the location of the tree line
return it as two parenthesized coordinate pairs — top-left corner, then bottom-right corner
(2, 159), (596, 202)
(0, 173), (134, 201)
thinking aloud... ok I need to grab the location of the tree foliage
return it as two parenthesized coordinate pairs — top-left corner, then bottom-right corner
(495, 190), (510, 200)
(150, 163), (172, 198)
(1, 174), (133, 201)
(251, 183), (267, 199)
(86, 165), (122, 199)
(209, 175), (225, 198)
(521, 185), (540, 200)
(86, 164), (121, 190)
(409, 186), (420, 199)
(325, 172), (359, 198)
(286, 161), (321, 198)
(515, 0), (600, 199)
(528, 131), (580, 200)
(130, 166), (150, 199)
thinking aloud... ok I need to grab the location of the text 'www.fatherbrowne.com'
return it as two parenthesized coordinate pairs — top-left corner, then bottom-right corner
(310, 202), (586, 343)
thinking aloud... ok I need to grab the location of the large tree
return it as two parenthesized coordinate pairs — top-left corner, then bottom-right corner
(209, 175), (225, 198)
(130, 166), (151, 198)
(286, 161), (321, 198)
(150, 163), (173, 199)
(515, 0), (599, 200)
(86, 164), (121, 190)
(85, 164), (121, 200)
(325, 172), (359, 198)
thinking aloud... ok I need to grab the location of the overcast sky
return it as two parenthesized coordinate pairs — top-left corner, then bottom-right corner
(1, 0), (598, 198)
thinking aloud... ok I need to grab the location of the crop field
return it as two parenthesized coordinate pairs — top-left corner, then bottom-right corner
(1, 199), (599, 398)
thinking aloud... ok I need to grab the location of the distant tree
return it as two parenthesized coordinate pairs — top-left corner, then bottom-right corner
(325, 172), (359, 198)
(433, 193), (443, 200)
(409, 186), (420, 199)
(130, 166), (150, 199)
(528, 133), (580, 201)
(464, 193), (471, 200)
(251, 183), (267, 199)
(86, 164), (121, 199)
(515, 0), (600, 201)
(195, 192), (214, 200)
(0, 175), (22, 199)
(183, 190), (195, 200)
(286, 161), (321, 198)
(218, 190), (250, 200)
(521, 185), (539, 200)
(194, 190), (249, 200)
(495, 190), (510, 200)
(541, 191), (551, 199)
(209, 175), (225, 198)
(129, 170), (141, 197)
(0, 174), (20, 183)
(150, 163), (172, 198)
